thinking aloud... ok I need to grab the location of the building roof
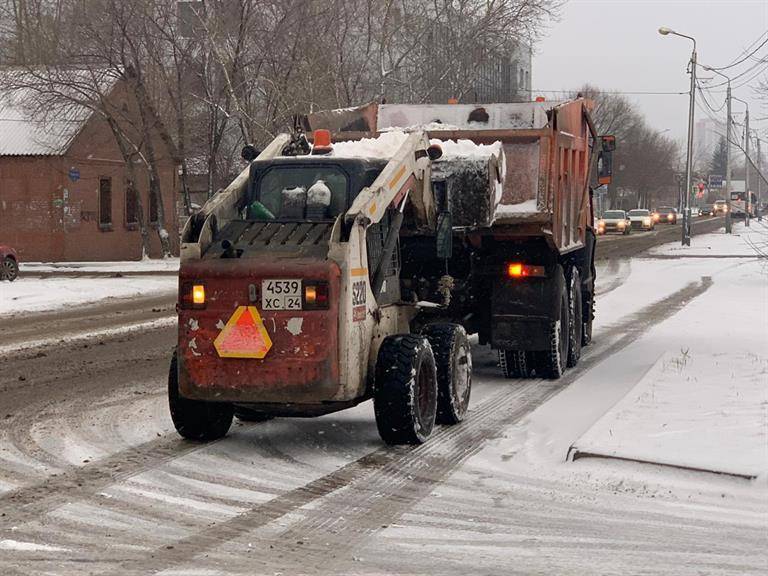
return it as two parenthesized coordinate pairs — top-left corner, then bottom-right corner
(0, 69), (118, 157)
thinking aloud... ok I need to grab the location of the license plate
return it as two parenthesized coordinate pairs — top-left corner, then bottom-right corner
(262, 279), (302, 310)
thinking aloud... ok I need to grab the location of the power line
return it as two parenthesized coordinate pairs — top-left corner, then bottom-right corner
(708, 31), (768, 71)
(525, 89), (688, 96)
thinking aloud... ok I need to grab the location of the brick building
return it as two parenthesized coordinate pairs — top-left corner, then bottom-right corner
(0, 74), (179, 262)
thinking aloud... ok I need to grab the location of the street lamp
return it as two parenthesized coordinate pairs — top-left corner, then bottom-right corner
(702, 65), (733, 233)
(659, 26), (697, 246)
(732, 95), (750, 227)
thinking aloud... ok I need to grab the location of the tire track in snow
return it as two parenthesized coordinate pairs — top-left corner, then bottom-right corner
(0, 278), (714, 574)
(109, 276), (715, 575)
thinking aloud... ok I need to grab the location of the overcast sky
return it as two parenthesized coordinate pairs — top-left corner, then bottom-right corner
(534, 0), (768, 142)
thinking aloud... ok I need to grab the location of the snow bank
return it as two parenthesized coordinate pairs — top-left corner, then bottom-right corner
(0, 276), (176, 316)
(571, 351), (768, 478)
(648, 222), (766, 257)
(21, 258), (180, 274)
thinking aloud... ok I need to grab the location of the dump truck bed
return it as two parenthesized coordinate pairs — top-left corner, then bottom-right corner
(306, 99), (597, 254)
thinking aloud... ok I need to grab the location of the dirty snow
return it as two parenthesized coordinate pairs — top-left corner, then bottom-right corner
(494, 198), (538, 218)
(20, 258), (180, 274)
(0, 276), (176, 316)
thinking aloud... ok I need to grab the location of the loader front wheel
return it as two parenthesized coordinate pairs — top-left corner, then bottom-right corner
(374, 335), (438, 445)
(422, 323), (472, 425)
(168, 351), (233, 441)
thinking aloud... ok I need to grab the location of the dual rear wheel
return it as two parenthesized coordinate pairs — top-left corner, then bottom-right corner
(499, 265), (585, 380)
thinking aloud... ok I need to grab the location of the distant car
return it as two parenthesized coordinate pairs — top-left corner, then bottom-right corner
(713, 200), (728, 216)
(690, 206), (701, 217)
(699, 204), (714, 216)
(597, 210), (631, 235)
(653, 206), (678, 224)
(627, 209), (655, 231)
(0, 244), (19, 282)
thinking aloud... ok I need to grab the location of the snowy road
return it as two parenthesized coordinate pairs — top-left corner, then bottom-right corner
(0, 224), (765, 575)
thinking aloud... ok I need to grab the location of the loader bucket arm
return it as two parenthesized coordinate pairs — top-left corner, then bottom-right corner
(345, 131), (437, 230)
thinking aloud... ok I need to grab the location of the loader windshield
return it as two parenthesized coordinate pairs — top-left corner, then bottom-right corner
(251, 165), (349, 220)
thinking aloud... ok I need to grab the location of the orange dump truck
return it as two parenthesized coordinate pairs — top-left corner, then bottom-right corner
(306, 99), (614, 379)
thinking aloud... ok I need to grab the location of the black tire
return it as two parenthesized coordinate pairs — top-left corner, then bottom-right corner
(567, 268), (582, 367)
(2, 257), (18, 282)
(582, 292), (594, 347)
(374, 334), (438, 445)
(422, 324), (472, 425)
(168, 351), (234, 441)
(530, 265), (569, 379)
(498, 349), (531, 379)
(233, 407), (274, 423)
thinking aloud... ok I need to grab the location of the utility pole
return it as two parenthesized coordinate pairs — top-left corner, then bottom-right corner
(682, 45), (697, 245)
(744, 109), (750, 227)
(659, 26), (697, 245)
(724, 82), (733, 233)
(758, 137), (763, 221)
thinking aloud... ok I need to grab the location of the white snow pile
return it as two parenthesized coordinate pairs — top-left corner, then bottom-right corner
(495, 199), (538, 218)
(21, 258), (180, 274)
(571, 351), (768, 479)
(433, 138), (502, 160)
(307, 180), (331, 207)
(0, 276), (176, 316)
(332, 131), (409, 158)
(382, 121), (461, 132)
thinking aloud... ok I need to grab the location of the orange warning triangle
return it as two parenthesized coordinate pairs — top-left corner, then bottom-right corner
(214, 306), (273, 359)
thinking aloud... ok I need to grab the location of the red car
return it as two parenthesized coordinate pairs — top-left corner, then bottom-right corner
(1, 245), (19, 281)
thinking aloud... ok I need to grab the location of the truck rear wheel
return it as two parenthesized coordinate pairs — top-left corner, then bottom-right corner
(423, 323), (472, 425)
(531, 266), (569, 379)
(168, 351), (234, 441)
(374, 335), (438, 445)
(498, 350), (531, 379)
(567, 268), (582, 367)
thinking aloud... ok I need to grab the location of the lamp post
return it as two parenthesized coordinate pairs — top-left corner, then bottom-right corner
(703, 66), (733, 233)
(732, 96), (750, 227)
(659, 26), (696, 246)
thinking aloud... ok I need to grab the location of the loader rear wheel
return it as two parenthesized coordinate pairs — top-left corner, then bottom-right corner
(374, 334), (438, 445)
(530, 266), (569, 379)
(567, 268), (582, 368)
(422, 323), (472, 425)
(498, 349), (531, 379)
(168, 351), (233, 441)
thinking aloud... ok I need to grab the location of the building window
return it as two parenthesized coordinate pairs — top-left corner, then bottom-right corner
(149, 187), (159, 225)
(99, 177), (112, 229)
(125, 180), (138, 228)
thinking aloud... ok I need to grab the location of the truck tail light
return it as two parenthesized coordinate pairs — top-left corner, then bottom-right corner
(181, 281), (206, 309)
(303, 281), (329, 309)
(506, 263), (546, 278)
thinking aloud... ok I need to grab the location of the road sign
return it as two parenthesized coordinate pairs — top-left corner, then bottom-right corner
(708, 174), (723, 189)
(68, 167), (80, 182)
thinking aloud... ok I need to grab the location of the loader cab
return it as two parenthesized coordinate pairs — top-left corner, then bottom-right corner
(246, 157), (388, 221)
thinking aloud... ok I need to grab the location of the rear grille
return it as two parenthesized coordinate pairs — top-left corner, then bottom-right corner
(216, 220), (333, 247)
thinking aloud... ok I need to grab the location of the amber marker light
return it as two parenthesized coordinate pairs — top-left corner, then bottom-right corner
(192, 284), (206, 306)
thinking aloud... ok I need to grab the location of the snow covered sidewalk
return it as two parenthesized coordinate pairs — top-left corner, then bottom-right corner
(570, 351), (767, 478)
(0, 275), (176, 316)
(20, 257), (180, 275)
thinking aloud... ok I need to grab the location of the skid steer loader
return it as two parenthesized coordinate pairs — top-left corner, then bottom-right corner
(170, 129), (472, 445)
